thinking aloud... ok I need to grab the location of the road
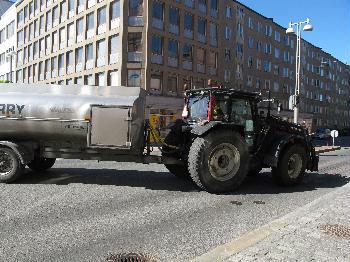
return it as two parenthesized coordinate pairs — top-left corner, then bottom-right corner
(1, 147), (350, 261)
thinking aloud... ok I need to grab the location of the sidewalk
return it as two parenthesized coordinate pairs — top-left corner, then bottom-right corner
(192, 183), (350, 262)
(315, 145), (341, 154)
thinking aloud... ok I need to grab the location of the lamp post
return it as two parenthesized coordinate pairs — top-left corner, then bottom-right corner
(286, 18), (313, 124)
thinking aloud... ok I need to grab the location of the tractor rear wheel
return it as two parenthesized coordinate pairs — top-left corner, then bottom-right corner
(188, 130), (249, 193)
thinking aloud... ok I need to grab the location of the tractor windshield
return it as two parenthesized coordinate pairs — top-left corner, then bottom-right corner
(188, 95), (209, 121)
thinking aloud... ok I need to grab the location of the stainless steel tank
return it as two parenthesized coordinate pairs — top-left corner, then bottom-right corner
(0, 84), (146, 151)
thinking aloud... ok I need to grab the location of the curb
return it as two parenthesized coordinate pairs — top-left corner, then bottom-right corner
(315, 146), (341, 154)
(190, 182), (350, 262)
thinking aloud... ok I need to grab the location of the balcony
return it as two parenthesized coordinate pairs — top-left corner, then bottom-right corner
(129, 16), (144, 26)
(128, 52), (142, 62)
(78, 4), (85, 13)
(77, 33), (84, 43)
(168, 57), (178, 68)
(198, 33), (206, 44)
(169, 24), (179, 35)
(183, 60), (193, 70)
(67, 65), (74, 74)
(86, 59), (94, 69)
(208, 66), (217, 75)
(151, 54), (163, 64)
(197, 63), (205, 73)
(110, 53), (120, 64)
(98, 24), (106, 34)
(111, 17), (120, 30)
(87, 0), (96, 8)
(152, 18), (164, 30)
(97, 57), (105, 67)
(87, 29), (94, 39)
(210, 9), (218, 18)
(184, 29), (193, 39)
(199, 3), (207, 14)
(184, 0), (194, 8)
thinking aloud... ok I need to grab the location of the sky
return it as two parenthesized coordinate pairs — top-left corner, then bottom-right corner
(238, 0), (350, 64)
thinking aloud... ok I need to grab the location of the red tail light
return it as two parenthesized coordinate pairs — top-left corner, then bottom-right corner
(207, 93), (216, 121)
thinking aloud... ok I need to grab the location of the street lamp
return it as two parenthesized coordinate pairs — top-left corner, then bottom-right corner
(286, 18), (313, 124)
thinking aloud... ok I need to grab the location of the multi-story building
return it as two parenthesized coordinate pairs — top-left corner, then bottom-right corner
(0, 4), (16, 82)
(12, 0), (350, 129)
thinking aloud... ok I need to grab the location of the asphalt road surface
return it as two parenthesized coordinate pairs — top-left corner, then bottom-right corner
(1, 147), (350, 261)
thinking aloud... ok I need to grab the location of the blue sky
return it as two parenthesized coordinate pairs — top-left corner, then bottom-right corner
(238, 0), (350, 64)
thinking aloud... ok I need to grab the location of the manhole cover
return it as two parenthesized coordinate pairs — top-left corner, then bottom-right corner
(253, 200), (265, 205)
(230, 200), (242, 205)
(106, 252), (157, 262)
(319, 224), (350, 240)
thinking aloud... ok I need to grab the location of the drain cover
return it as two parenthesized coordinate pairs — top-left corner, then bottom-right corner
(230, 200), (242, 205)
(319, 224), (350, 240)
(253, 200), (265, 205)
(107, 252), (157, 262)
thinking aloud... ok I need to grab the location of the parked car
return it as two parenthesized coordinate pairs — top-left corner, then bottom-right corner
(313, 128), (331, 140)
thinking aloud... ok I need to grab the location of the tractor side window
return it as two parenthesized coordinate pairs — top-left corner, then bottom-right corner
(230, 99), (253, 130)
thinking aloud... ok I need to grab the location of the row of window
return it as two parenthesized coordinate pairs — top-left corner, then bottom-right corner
(17, 35), (119, 73)
(18, 0), (120, 27)
(17, 3), (120, 48)
(0, 21), (15, 44)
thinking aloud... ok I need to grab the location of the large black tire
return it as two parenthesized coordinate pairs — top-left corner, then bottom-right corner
(27, 157), (56, 172)
(272, 145), (306, 186)
(0, 147), (24, 183)
(162, 130), (190, 179)
(188, 130), (249, 193)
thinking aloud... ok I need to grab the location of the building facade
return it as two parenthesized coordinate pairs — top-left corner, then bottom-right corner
(12, 0), (350, 129)
(0, 4), (16, 82)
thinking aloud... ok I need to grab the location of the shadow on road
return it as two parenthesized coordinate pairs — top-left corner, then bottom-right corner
(14, 168), (350, 194)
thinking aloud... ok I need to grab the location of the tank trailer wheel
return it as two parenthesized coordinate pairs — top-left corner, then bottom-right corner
(188, 130), (249, 193)
(0, 147), (24, 183)
(272, 145), (306, 186)
(27, 157), (56, 172)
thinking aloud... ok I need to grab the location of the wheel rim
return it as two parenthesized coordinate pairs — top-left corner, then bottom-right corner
(0, 150), (15, 177)
(208, 143), (240, 181)
(287, 153), (302, 179)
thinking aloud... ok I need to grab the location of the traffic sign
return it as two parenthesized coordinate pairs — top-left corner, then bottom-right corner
(331, 130), (338, 146)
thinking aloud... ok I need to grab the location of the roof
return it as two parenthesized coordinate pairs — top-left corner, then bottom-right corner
(185, 87), (261, 100)
(0, 0), (13, 17)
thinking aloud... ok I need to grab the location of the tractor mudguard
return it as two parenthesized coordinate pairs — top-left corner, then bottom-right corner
(190, 121), (220, 136)
(262, 134), (307, 167)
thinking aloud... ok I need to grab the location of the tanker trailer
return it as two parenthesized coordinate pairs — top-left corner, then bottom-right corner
(0, 84), (180, 183)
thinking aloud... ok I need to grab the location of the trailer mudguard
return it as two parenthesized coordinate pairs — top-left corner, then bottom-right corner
(262, 134), (308, 167)
(0, 141), (34, 165)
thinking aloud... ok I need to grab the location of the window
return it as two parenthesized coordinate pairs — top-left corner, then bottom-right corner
(127, 33), (142, 52)
(40, 15), (44, 32)
(68, 0), (75, 13)
(152, 1), (164, 20)
(264, 43), (272, 54)
(52, 56), (57, 72)
(151, 35), (163, 54)
(58, 53), (64, 70)
(275, 48), (280, 59)
(108, 70), (119, 86)
(111, 0), (120, 20)
(263, 61), (271, 72)
(53, 5), (59, 24)
(86, 12), (94, 31)
(208, 51), (217, 68)
(210, 0), (218, 11)
(6, 21), (14, 38)
(224, 49), (231, 61)
(46, 10), (52, 30)
(67, 22), (75, 44)
(78, 0), (85, 9)
(34, 19), (39, 36)
(67, 50), (73, 66)
(76, 18), (84, 38)
(97, 7), (106, 26)
(167, 39), (178, 58)
(18, 10), (24, 26)
(225, 26), (232, 40)
(129, 0), (143, 16)
(169, 6), (179, 25)
(168, 76), (177, 92)
(45, 59), (51, 76)
(60, 1), (67, 22)
(127, 69), (141, 86)
(209, 22), (217, 45)
(76, 47), (83, 66)
(109, 35), (119, 63)
(247, 56), (253, 68)
(265, 25), (272, 36)
(0, 29), (5, 44)
(29, 1), (34, 17)
(275, 31), (280, 42)
(45, 35), (51, 53)
(226, 6), (232, 18)
(97, 39), (106, 65)
(52, 31), (58, 51)
(59, 27), (66, 45)
(183, 43), (192, 60)
(284, 51), (290, 62)
(184, 13), (194, 38)
(198, 17), (206, 36)
(248, 17), (254, 29)
(85, 74), (94, 85)
(86, 43), (93, 61)
(151, 72), (162, 90)
(248, 37), (254, 48)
